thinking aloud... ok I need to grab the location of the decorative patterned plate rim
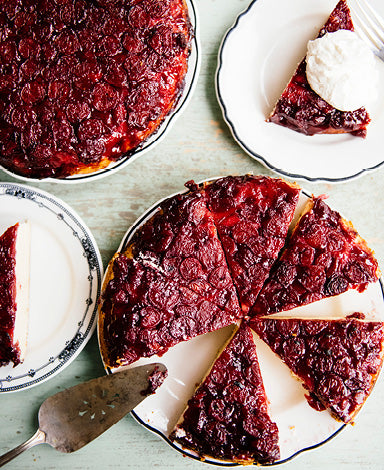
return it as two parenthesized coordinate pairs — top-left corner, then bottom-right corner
(0, 182), (103, 392)
(215, 0), (384, 183)
(97, 175), (384, 465)
(0, 0), (201, 184)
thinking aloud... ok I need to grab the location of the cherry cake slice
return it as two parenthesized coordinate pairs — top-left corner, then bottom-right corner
(250, 315), (384, 423)
(0, 222), (30, 367)
(251, 197), (379, 316)
(170, 323), (280, 464)
(205, 175), (300, 313)
(0, 0), (192, 178)
(268, 0), (371, 137)
(99, 183), (242, 369)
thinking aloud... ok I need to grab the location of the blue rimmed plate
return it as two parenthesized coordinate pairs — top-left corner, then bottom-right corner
(216, 0), (384, 182)
(0, 183), (103, 392)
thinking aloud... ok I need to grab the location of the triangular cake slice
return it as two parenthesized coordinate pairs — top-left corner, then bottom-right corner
(205, 175), (300, 313)
(0, 222), (30, 367)
(250, 315), (384, 423)
(169, 323), (280, 464)
(99, 184), (242, 369)
(251, 197), (379, 316)
(268, 0), (371, 137)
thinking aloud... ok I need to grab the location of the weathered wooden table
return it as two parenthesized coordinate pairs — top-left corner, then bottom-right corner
(1, 1), (384, 468)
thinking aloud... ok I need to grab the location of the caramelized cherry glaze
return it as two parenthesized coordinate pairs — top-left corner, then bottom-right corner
(268, 0), (370, 137)
(0, 0), (192, 178)
(250, 316), (384, 422)
(205, 176), (300, 313)
(0, 223), (20, 367)
(99, 184), (242, 368)
(141, 365), (168, 396)
(170, 324), (280, 464)
(251, 197), (379, 316)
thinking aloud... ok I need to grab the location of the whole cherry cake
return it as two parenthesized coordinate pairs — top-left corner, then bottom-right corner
(98, 175), (384, 464)
(0, 0), (192, 179)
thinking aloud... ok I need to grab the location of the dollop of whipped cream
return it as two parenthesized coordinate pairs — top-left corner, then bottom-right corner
(306, 30), (378, 111)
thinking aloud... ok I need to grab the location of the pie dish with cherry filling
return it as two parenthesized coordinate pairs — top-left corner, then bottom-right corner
(0, 0), (192, 179)
(170, 323), (280, 464)
(249, 314), (384, 423)
(268, 0), (371, 137)
(0, 222), (30, 367)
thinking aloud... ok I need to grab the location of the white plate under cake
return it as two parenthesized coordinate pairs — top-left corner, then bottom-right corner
(98, 175), (384, 465)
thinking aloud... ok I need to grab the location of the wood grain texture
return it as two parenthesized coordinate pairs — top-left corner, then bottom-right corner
(1, 0), (384, 468)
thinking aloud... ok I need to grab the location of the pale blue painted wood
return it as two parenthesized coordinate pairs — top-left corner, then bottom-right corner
(0, 0), (384, 468)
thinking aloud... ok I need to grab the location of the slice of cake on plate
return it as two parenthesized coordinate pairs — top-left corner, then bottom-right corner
(0, 222), (31, 367)
(98, 184), (242, 369)
(205, 175), (300, 313)
(170, 323), (280, 464)
(268, 0), (372, 137)
(250, 314), (384, 423)
(251, 197), (380, 316)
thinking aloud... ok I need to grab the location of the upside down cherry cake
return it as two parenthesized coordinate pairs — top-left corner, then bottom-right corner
(98, 175), (383, 464)
(268, 0), (371, 137)
(170, 324), (280, 464)
(0, 222), (30, 367)
(0, 0), (192, 179)
(250, 314), (384, 424)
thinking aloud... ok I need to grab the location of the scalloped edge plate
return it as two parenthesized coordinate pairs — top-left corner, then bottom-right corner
(216, 0), (384, 182)
(0, 183), (103, 392)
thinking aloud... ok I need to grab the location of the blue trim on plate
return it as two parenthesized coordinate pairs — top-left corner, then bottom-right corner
(0, 183), (102, 392)
(131, 409), (345, 467)
(215, 0), (384, 183)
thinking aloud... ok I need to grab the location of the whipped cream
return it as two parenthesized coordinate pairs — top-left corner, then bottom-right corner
(306, 30), (378, 111)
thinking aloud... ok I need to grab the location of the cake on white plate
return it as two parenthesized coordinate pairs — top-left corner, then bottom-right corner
(0, 221), (31, 367)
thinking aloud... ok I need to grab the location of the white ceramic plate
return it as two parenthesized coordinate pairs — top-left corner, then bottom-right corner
(99, 180), (384, 465)
(0, 0), (201, 184)
(0, 183), (103, 392)
(216, 0), (384, 182)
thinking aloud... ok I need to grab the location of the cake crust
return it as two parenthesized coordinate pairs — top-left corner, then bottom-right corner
(0, 222), (30, 367)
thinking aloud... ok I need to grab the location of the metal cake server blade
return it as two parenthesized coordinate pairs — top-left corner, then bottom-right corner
(0, 363), (167, 467)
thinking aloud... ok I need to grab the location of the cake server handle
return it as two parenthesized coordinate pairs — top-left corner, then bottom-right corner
(0, 429), (46, 467)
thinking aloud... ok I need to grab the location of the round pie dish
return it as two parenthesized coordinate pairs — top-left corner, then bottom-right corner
(97, 175), (384, 465)
(0, 0), (200, 183)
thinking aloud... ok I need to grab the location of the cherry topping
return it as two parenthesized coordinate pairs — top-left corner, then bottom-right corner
(170, 325), (280, 464)
(0, 0), (192, 178)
